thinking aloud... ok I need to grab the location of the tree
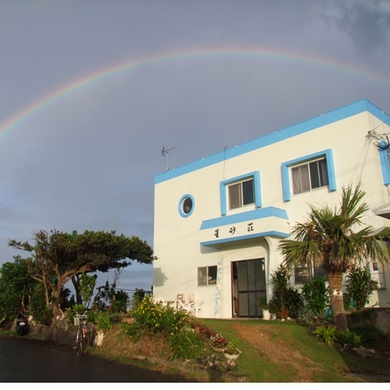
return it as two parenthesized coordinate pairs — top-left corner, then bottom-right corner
(9, 229), (156, 319)
(278, 185), (390, 332)
(0, 256), (37, 325)
(79, 273), (97, 308)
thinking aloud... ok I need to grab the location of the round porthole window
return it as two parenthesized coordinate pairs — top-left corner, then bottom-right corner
(178, 194), (195, 217)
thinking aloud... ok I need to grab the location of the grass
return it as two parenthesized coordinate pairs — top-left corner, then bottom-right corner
(91, 318), (390, 382)
(2, 317), (389, 382)
(200, 319), (354, 382)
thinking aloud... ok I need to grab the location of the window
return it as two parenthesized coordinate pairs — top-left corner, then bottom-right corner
(178, 194), (195, 217)
(282, 150), (336, 202)
(220, 171), (261, 215)
(294, 261), (326, 285)
(370, 260), (386, 289)
(182, 197), (193, 214)
(198, 266), (217, 286)
(292, 158), (329, 195)
(228, 178), (254, 209)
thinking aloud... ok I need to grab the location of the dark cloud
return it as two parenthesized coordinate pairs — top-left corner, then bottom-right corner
(0, 1), (389, 291)
(330, 1), (390, 57)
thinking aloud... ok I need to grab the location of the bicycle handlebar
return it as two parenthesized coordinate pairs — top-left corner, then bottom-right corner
(74, 311), (88, 319)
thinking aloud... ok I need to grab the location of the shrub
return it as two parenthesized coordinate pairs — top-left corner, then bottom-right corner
(345, 265), (378, 310)
(337, 329), (362, 348)
(132, 296), (189, 335)
(351, 324), (384, 346)
(95, 310), (113, 331)
(121, 321), (144, 342)
(312, 324), (337, 347)
(123, 296), (207, 361)
(30, 283), (53, 326)
(131, 289), (146, 310)
(301, 276), (329, 318)
(67, 304), (86, 324)
(169, 328), (205, 360)
(268, 264), (303, 318)
(110, 290), (129, 313)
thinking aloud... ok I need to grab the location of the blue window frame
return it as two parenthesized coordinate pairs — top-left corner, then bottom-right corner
(282, 149), (336, 202)
(378, 142), (390, 185)
(178, 194), (195, 217)
(220, 171), (261, 216)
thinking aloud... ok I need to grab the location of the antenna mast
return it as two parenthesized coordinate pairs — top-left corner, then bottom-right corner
(162, 146), (177, 171)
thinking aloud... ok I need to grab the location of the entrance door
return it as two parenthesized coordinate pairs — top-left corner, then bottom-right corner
(232, 258), (266, 317)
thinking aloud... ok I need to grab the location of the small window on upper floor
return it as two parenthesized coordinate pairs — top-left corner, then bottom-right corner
(282, 149), (336, 202)
(228, 178), (254, 210)
(220, 171), (261, 215)
(291, 158), (329, 195)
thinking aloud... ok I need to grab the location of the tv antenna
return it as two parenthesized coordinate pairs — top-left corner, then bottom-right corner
(162, 146), (177, 171)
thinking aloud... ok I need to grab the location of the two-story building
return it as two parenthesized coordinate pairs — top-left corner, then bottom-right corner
(153, 98), (390, 318)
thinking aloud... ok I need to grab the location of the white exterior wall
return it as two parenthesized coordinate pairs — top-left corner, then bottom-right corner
(153, 99), (390, 318)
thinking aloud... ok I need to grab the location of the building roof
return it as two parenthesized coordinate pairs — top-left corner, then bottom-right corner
(155, 98), (390, 184)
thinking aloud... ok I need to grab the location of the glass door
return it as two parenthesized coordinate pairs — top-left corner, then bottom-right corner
(232, 258), (266, 317)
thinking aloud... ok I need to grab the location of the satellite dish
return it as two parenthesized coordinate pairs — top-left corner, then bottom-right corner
(162, 146), (177, 170)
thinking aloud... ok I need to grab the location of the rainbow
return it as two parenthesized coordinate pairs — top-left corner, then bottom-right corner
(1, 47), (389, 139)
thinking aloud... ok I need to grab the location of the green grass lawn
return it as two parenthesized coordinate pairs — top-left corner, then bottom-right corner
(200, 319), (389, 382)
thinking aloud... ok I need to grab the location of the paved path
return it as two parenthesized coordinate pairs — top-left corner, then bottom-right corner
(0, 335), (195, 382)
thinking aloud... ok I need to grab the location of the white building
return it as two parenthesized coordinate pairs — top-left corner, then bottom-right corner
(153, 98), (390, 318)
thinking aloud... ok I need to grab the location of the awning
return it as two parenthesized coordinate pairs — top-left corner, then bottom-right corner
(373, 203), (390, 220)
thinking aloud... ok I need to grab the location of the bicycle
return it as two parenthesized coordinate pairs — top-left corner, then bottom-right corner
(74, 312), (88, 355)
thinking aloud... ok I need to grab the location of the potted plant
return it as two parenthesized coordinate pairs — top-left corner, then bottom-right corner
(210, 333), (228, 351)
(259, 296), (271, 320)
(223, 340), (241, 360)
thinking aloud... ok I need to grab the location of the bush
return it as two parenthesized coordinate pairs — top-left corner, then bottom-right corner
(95, 310), (113, 331)
(30, 283), (53, 326)
(337, 329), (362, 348)
(66, 304), (86, 324)
(132, 296), (188, 334)
(350, 324), (384, 346)
(301, 276), (329, 318)
(121, 321), (144, 342)
(312, 324), (337, 347)
(169, 328), (205, 360)
(131, 289), (146, 310)
(268, 264), (303, 318)
(345, 265), (378, 310)
(123, 296), (207, 361)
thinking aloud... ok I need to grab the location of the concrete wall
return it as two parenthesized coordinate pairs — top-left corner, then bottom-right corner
(347, 308), (390, 336)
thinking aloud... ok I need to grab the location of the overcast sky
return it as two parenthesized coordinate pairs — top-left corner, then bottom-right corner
(0, 1), (389, 293)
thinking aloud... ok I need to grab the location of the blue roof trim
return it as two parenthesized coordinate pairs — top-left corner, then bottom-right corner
(200, 230), (290, 246)
(200, 207), (288, 230)
(155, 99), (390, 184)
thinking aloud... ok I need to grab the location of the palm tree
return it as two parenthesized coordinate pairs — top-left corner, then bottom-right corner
(278, 185), (390, 332)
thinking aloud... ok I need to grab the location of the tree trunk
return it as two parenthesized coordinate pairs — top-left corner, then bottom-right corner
(72, 275), (82, 305)
(327, 270), (348, 332)
(51, 284), (64, 320)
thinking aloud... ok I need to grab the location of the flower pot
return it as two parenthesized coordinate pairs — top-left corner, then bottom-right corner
(211, 345), (225, 352)
(262, 309), (271, 320)
(223, 348), (241, 360)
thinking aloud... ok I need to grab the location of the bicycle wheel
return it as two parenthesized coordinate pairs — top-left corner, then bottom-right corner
(76, 326), (83, 355)
(80, 325), (87, 354)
